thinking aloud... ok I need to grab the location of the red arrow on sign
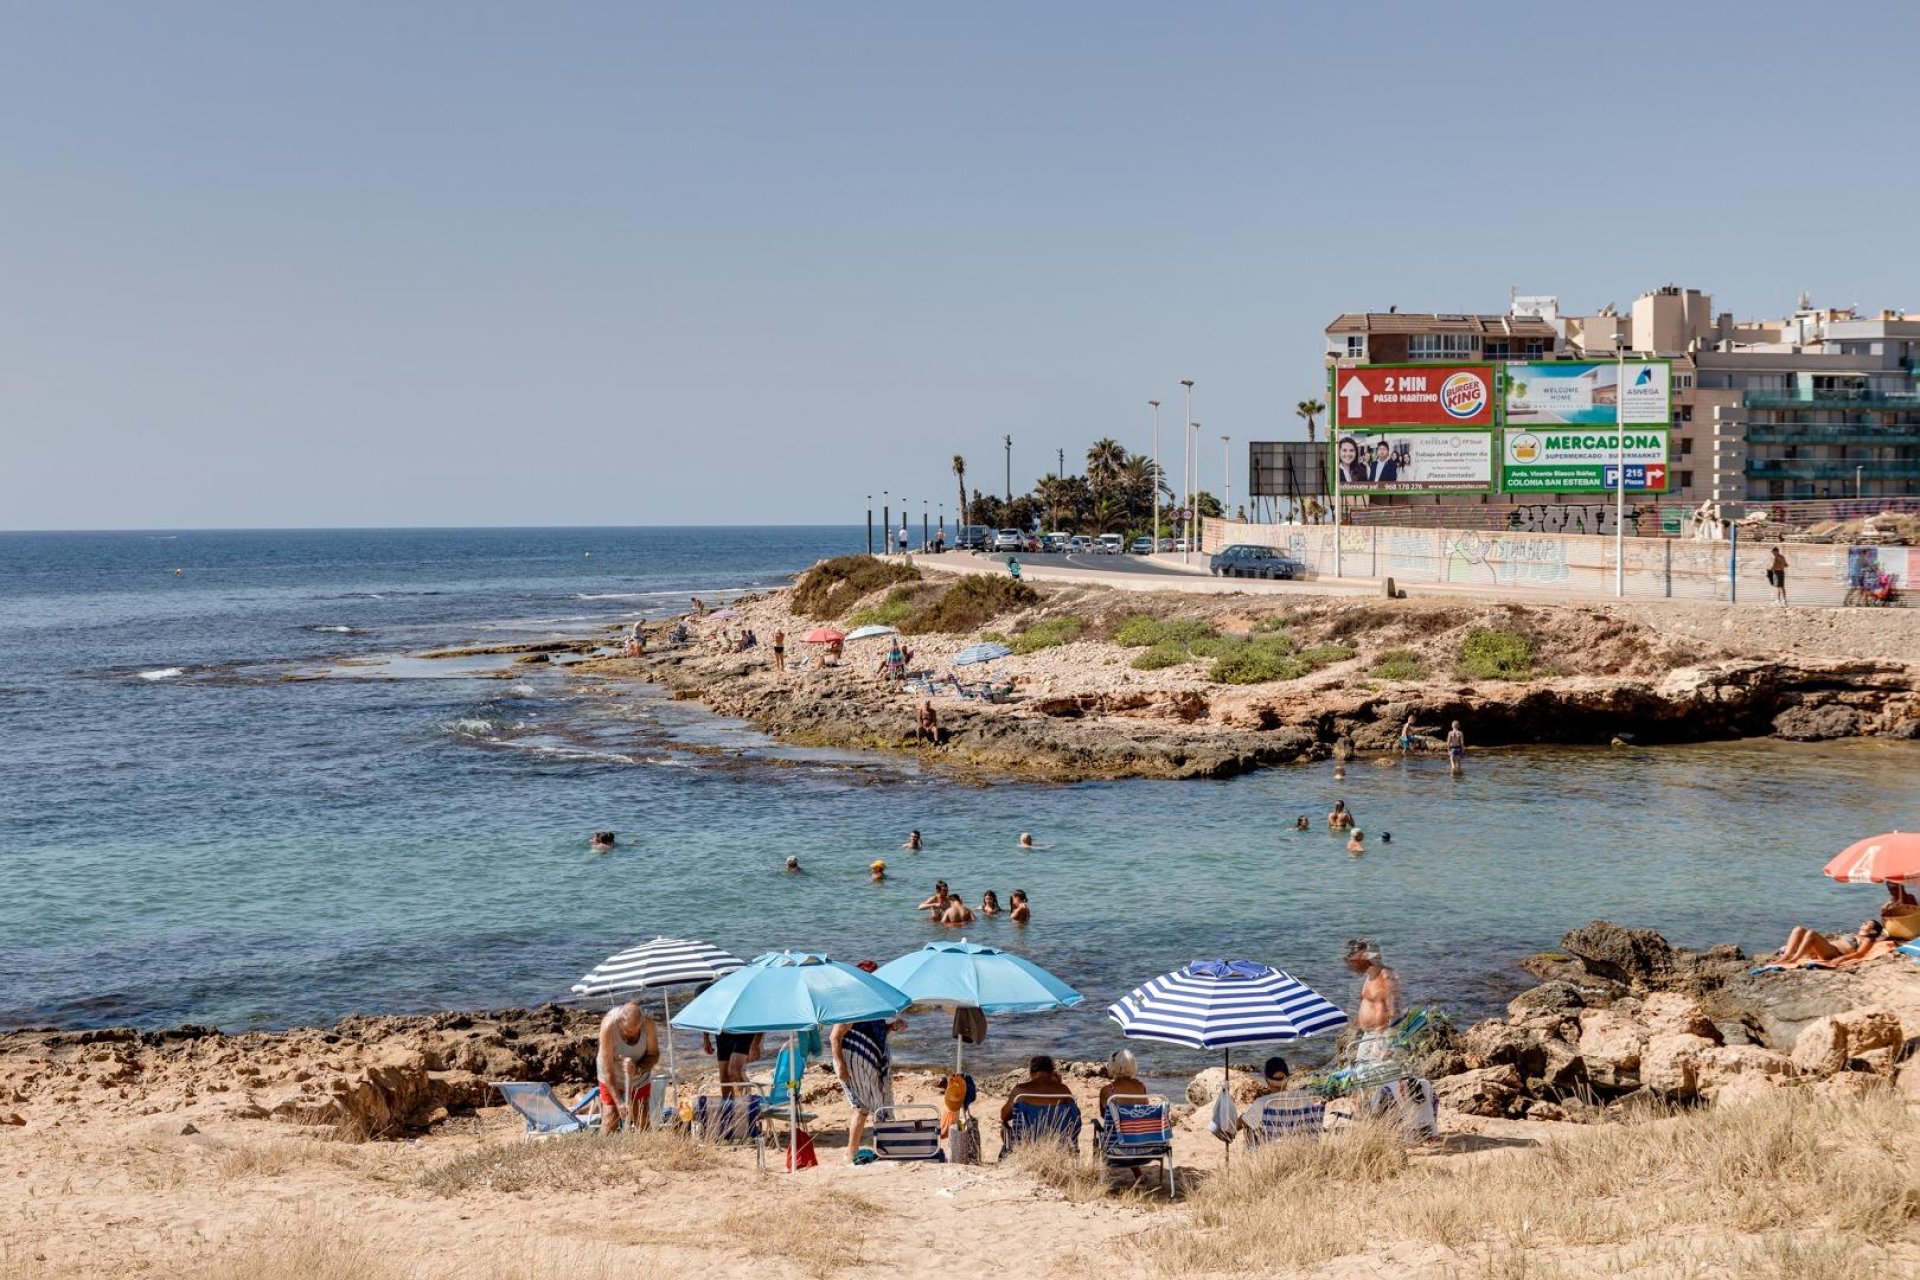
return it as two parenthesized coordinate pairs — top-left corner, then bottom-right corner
(1643, 464), (1667, 488)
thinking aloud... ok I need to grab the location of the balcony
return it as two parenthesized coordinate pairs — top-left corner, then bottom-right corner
(1745, 424), (1920, 446)
(1744, 390), (1920, 409)
(1747, 459), (1920, 480)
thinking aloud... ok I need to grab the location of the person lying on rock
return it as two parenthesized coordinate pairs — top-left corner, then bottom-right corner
(1775, 918), (1895, 969)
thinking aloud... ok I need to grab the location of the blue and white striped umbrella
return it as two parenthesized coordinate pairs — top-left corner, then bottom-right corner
(953, 642), (1012, 666)
(1107, 959), (1347, 1049)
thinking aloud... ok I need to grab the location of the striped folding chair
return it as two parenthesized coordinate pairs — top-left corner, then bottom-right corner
(1361, 1077), (1438, 1144)
(1001, 1098), (1082, 1158)
(492, 1082), (599, 1139)
(1096, 1098), (1176, 1197)
(692, 1087), (769, 1171)
(1243, 1090), (1327, 1146)
(870, 1104), (944, 1162)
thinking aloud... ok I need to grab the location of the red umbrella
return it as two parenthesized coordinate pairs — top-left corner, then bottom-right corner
(1823, 832), (1920, 884)
(802, 627), (846, 644)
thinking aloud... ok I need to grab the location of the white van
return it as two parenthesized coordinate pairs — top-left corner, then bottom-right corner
(1095, 534), (1126, 555)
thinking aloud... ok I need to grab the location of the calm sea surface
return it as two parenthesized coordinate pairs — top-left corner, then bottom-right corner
(3, 526), (1915, 1070)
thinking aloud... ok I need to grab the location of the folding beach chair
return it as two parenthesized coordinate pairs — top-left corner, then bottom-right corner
(492, 1081), (600, 1139)
(1096, 1098), (1176, 1197)
(1242, 1090), (1327, 1146)
(870, 1104), (944, 1162)
(692, 1087), (769, 1170)
(1001, 1098), (1083, 1159)
(1359, 1076), (1437, 1144)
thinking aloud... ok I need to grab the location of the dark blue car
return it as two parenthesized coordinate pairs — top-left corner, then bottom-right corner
(1208, 544), (1303, 579)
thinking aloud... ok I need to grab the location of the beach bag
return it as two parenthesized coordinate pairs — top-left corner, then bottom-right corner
(947, 1115), (982, 1165)
(785, 1128), (819, 1171)
(952, 1007), (988, 1045)
(1208, 1087), (1240, 1144)
(1883, 907), (1920, 943)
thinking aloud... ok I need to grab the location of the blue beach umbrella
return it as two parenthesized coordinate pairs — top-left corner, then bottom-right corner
(1109, 959), (1347, 1161)
(952, 642), (1012, 666)
(874, 939), (1083, 1070)
(672, 951), (911, 1168)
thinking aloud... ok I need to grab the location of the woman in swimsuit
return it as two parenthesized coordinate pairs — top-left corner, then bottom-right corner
(979, 890), (1002, 917)
(1009, 889), (1031, 923)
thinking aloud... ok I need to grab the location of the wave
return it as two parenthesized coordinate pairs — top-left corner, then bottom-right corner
(447, 715), (508, 736)
(307, 625), (357, 634)
(137, 667), (185, 681)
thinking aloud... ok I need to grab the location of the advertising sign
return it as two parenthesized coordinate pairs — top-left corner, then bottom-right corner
(1333, 428), (1493, 494)
(1501, 428), (1670, 493)
(1331, 363), (1496, 428)
(1505, 360), (1670, 426)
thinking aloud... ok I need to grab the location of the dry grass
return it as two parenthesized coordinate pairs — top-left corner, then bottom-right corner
(178, 1217), (634, 1280)
(1002, 1136), (1117, 1203)
(212, 1135), (365, 1181)
(1142, 1093), (1920, 1276)
(715, 1188), (891, 1276)
(415, 1129), (718, 1196)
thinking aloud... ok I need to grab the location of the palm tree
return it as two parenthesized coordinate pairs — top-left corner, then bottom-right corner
(1295, 399), (1325, 444)
(952, 455), (968, 534)
(1084, 439), (1127, 531)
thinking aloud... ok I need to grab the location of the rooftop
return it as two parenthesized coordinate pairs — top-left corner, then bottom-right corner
(1325, 312), (1557, 337)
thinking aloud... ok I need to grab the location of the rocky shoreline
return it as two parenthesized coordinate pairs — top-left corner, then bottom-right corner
(560, 567), (1920, 782)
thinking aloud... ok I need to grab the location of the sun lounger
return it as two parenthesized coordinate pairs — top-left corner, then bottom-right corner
(692, 1087), (769, 1170)
(492, 1081), (600, 1139)
(1001, 1098), (1082, 1158)
(1898, 942), (1920, 965)
(1242, 1090), (1327, 1146)
(871, 1104), (944, 1162)
(1095, 1098), (1176, 1197)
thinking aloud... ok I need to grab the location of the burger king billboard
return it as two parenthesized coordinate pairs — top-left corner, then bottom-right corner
(1330, 363), (1496, 429)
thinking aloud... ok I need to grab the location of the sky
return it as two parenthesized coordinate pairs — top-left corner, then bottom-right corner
(5, 2), (1920, 529)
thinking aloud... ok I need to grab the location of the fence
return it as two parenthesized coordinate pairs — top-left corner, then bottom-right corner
(1334, 494), (1920, 536)
(1201, 517), (1913, 608)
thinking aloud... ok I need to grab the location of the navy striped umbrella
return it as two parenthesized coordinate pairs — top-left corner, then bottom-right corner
(572, 937), (746, 1081)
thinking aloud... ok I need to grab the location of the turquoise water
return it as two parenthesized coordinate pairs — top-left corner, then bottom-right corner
(4, 528), (1915, 1071)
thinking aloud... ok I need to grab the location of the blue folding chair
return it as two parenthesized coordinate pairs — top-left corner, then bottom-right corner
(1096, 1098), (1176, 1197)
(871, 1104), (944, 1162)
(1242, 1090), (1327, 1146)
(492, 1081), (600, 1139)
(692, 1088), (769, 1170)
(1001, 1098), (1082, 1158)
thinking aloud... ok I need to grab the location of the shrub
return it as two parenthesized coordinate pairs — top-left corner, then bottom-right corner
(1131, 643), (1192, 671)
(792, 556), (921, 620)
(1298, 643), (1356, 669)
(1210, 648), (1309, 684)
(900, 575), (1038, 635)
(1251, 614), (1293, 633)
(845, 586), (920, 628)
(1188, 633), (1251, 659)
(1013, 616), (1084, 654)
(1114, 615), (1165, 647)
(1370, 648), (1428, 681)
(978, 630), (1013, 646)
(1159, 617), (1218, 646)
(1458, 627), (1536, 680)
(1252, 630), (1296, 654)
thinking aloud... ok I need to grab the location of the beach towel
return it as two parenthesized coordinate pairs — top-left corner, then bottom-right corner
(839, 1021), (894, 1116)
(952, 1007), (989, 1045)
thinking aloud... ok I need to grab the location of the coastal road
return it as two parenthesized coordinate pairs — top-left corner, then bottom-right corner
(916, 550), (1382, 597)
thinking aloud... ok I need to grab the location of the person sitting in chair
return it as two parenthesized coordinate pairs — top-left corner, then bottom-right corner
(1000, 1054), (1079, 1152)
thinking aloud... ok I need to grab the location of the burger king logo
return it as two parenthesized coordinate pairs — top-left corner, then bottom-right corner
(1508, 433), (1542, 463)
(1441, 371), (1489, 420)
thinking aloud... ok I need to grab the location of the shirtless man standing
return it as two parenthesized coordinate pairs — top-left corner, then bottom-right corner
(1445, 721), (1466, 774)
(596, 1001), (660, 1131)
(1344, 939), (1401, 1062)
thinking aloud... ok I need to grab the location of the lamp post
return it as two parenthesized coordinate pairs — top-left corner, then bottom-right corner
(1221, 435), (1231, 520)
(1191, 420), (1202, 556)
(1003, 435), (1013, 504)
(922, 498), (928, 552)
(1148, 399), (1162, 554)
(866, 494), (873, 556)
(883, 491), (890, 557)
(1180, 380), (1194, 561)
(1613, 336), (1627, 598)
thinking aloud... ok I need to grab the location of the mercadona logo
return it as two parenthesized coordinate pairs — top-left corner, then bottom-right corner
(1440, 371), (1489, 420)
(1507, 433), (1541, 463)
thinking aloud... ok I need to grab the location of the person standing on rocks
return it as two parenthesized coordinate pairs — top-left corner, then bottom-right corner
(596, 1001), (660, 1132)
(771, 629), (786, 674)
(1343, 940), (1401, 1062)
(1398, 715), (1417, 756)
(1445, 721), (1465, 775)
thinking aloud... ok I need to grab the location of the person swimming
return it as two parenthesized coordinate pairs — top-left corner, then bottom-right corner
(979, 890), (1001, 916)
(940, 894), (976, 926)
(1347, 830), (1366, 856)
(902, 830), (923, 851)
(590, 831), (616, 852)
(1295, 816), (1311, 831)
(916, 880), (950, 911)
(1019, 832), (1035, 850)
(1327, 802), (1355, 830)
(870, 860), (887, 883)
(1008, 889), (1031, 923)
(1333, 764), (1347, 781)
(1381, 832), (1391, 844)
(784, 856), (801, 874)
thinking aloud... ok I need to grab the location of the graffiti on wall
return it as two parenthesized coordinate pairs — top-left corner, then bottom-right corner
(1442, 531), (1571, 586)
(1502, 504), (1640, 535)
(1384, 528), (1436, 579)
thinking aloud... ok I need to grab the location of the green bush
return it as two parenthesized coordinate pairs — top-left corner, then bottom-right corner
(978, 631), (1013, 646)
(1131, 642), (1192, 671)
(1209, 648), (1309, 684)
(1370, 648), (1429, 681)
(845, 587), (919, 628)
(1158, 618), (1217, 646)
(1188, 633), (1250, 659)
(1250, 614), (1293, 633)
(1013, 616), (1084, 654)
(1458, 627), (1535, 680)
(793, 556), (922, 620)
(1298, 643), (1356, 669)
(1252, 630), (1296, 654)
(1114, 616), (1165, 647)
(901, 575), (1039, 635)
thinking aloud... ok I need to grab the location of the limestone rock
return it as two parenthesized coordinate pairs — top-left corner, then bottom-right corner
(1712, 1073), (1785, 1107)
(1507, 981), (1587, 1022)
(1640, 993), (1722, 1043)
(1431, 1064), (1522, 1118)
(1185, 1065), (1266, 1109)
(1524, 1101), (1566, 1122)
(1696, 1044), (1794, 1101)
(1536, 1038), (1589, 1093)
(1772, 703), (1859, 741)
(1642, 1033), (1716, 1099)
(1833, 1007), (1903, 1055)
(1712, 969), (1866, 1049)
(1790, 1016), (1849, 1077)
(1576, 1008), (1646, 1090)
(1561, 921), (1675, 988)
(1463, 1021), (1546, 1076)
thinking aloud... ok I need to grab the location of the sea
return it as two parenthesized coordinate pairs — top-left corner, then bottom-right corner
(3, 525), (1916, 1071)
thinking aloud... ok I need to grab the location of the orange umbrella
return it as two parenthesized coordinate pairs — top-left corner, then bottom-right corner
(1822, 832), (1920, 884)
(801, 627), (846, 644)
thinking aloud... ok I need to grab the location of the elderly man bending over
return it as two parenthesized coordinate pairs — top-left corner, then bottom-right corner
(597, 1001), (660, 1132)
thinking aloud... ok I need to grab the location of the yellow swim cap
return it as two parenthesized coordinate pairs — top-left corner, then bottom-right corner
(871, 860), (886, 870)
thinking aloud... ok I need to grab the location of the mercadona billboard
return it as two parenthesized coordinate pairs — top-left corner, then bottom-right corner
(1504, 360), (1670, 426)
(1501, 427), (1671, 493)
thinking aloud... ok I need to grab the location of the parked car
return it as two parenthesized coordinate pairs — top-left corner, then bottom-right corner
(1208, 544), (1303, 579)
(1157, 537), (1174, 553)
(1066, 535), (1094, 554)
(992, 529), (1026, 552)
(956, 525), (991, 551)
(1096, 534), (1126, 555)
(1041, 532), (1070, 553)
(1129, 536), (1154, 554)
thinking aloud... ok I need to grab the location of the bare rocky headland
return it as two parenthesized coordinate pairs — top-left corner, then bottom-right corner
(564, 562), (1920, 782)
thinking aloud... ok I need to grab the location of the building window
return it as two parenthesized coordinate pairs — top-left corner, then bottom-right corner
(1525, 338), (1546, 357)
(1484, 340), (1510, 359)
(1678, 470), (1694, 488)
(1674, 373), (1694, 391)
(1680, 437), (1693, 456)
(1408, 333), (1480, 360)
(1344, 335), (1365, 357)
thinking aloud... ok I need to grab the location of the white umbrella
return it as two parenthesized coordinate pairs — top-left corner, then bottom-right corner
(843, 624), (899, 641)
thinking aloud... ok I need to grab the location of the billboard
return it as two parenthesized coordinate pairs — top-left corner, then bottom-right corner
(1505, 360), (1670, 426)
(1249, 441), (1330, 497)
(1332, 363), (1497, 428)
(1501, 428), (1671, 493)
(1333, 428), (1494, 494)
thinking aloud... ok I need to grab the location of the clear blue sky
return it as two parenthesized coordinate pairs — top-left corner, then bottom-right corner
(6, 2), (1917, 529)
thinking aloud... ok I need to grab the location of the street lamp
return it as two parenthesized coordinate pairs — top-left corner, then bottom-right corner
(1148, 399), (1162, 555)
(1221, 435), (1231, 519)
(866, 494), (873, 556)
(1613, 335), (1627, 598)
(1003, 435), (1013, 504)
(922, 497), (928, 551)
(1180, 380), (1194, 561)
(883, 490), (890, 557)
(1856, 464), (1865, 499)
(1191, 420), (1203, 556)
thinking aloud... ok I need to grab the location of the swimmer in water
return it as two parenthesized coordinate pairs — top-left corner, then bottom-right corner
(1380, 832), (1391, 845)
(916, 880), (950, 912)
(1009, 889), (1031, 923)
(784, 856), (801, 874)
(1327, 802), (1355, 830)
(940, 894), (976, 926)
(1018, 832), (1055, 851)
(870, 860), (887, 883)
(1295, 816), (1311, 831)
(979, 890), (1002, 916)
(590, 831), (616, 852)
(902, 830), (923, 851)
(1347, 830), (1366, 856)
(1333, 764), (1347, 781)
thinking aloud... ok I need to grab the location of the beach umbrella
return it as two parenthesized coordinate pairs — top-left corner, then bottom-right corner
(801, 627), (846, 644)
(672, 951), (910, 1169)
(1109, 959), (1347, 1162)
(710, 608), (741, 620)
(571, 937), (745, 1084)
(1823, 831), (1920, 885)
(843, 624), (899, 641)
(953, 642), (1012, 666)
(874, 939), (1082, 1070)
